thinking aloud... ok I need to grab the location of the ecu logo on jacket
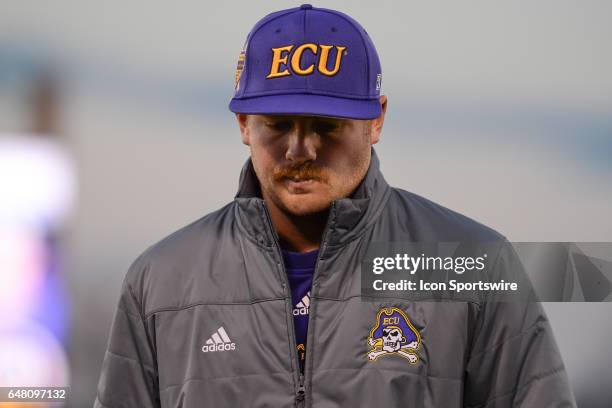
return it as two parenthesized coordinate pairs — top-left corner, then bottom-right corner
(266, 43), (347, 79)
(367, 307), (421, 364)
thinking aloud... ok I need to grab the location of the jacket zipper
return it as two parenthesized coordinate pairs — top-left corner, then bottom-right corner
(296, 373), (305, 403)
(261, 200), (336, 408)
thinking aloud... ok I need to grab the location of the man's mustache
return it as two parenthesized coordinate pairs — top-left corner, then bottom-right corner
(272, 163), (328, 183)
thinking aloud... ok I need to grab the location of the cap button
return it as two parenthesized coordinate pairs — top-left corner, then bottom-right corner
(300, 4), (313, 10)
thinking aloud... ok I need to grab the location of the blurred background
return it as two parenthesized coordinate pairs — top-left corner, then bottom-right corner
(0, 0), (610, 406)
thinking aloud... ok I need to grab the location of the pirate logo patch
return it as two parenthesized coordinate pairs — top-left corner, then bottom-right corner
(367, 307), (421, 364)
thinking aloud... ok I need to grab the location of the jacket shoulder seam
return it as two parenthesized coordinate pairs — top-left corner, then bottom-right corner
(144, 297), (286, 319)
(316, 293), (481, 306)
(104, 349), (157, 374)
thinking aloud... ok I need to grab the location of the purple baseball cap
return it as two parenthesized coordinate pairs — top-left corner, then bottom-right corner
(229, 4), (383, 120)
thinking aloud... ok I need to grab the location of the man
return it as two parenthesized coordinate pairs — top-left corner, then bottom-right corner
(95, 4), (576, 407)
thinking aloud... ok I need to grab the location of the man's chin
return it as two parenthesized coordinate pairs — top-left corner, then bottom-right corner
(279, 195), (333, 216)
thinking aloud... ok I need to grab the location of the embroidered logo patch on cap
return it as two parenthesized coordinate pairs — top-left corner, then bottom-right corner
(266, 44), (347, 79)
(234, 46), (247, 92)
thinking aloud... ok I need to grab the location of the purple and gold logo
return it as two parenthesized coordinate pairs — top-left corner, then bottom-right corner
(234, 50), (246, 91)
(266, 43), (347, 79)
(367, 307), (421, 364)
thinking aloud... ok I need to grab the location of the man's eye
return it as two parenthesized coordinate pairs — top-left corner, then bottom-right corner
(314, 122), (339, 134)
(266, 121), (292, 131)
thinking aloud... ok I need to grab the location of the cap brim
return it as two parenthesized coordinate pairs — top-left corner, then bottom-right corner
(229, 93), (381, 120)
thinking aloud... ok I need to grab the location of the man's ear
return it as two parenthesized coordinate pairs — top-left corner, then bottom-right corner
(235, 113), (250, 146)
(369, 95), (387, 145)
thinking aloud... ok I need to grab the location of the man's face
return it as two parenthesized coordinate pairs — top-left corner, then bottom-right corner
(236, 97), (387, 216)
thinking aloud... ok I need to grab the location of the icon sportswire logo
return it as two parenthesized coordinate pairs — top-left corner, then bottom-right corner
(293, 291), (310, 316)
(201, 326), (236, 353)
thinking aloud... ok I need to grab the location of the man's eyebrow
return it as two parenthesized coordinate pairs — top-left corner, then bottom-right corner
(318, 118), (346, 128)
(262, 115), (295, 121)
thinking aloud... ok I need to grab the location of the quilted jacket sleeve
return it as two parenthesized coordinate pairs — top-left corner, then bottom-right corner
(463, 242), (577, 407)
(94, 269), (160, 408)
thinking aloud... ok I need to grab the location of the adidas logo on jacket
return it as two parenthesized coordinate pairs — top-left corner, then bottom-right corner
(201, 326), (236, 353)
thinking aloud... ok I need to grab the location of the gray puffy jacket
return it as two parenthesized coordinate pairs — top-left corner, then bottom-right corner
(95, 149), (576, 407)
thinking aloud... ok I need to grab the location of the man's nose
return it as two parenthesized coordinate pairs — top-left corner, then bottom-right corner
(285, 123), (319, 164)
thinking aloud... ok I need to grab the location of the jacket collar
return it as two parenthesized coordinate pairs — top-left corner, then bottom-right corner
(234, 147), (391, 248)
